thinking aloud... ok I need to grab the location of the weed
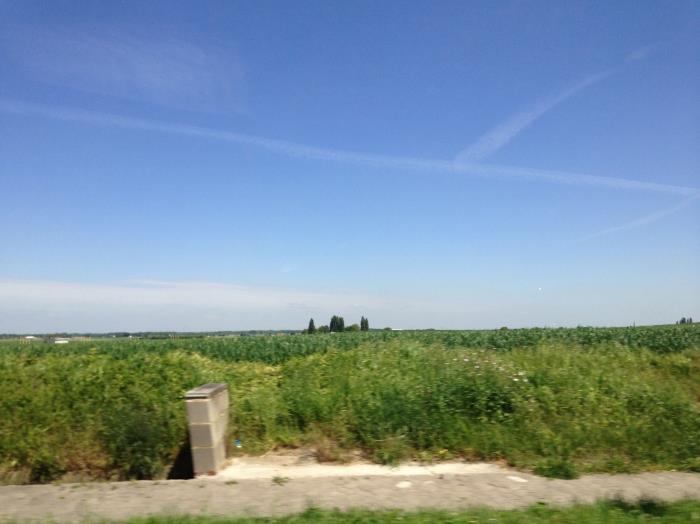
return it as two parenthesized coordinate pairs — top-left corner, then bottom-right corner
(272, 476), (289, 486)
(533, 458), (579, 479)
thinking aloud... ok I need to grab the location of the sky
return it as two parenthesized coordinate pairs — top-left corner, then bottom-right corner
(0, 0), (698, 332)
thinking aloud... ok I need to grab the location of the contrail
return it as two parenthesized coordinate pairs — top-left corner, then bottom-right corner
(454, 44), (662, 164)
(455, 70), (614, 163)
(1, 99), (697, 196)
(577, 194), (700, 242)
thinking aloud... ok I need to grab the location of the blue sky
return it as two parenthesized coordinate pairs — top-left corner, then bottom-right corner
(0, 0), (698, 332)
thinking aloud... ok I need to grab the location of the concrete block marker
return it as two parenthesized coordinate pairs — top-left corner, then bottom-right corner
(185, 383), (229, 476)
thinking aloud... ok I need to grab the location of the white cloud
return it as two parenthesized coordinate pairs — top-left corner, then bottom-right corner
(0, 278), (696, 332)
(0, 279), (473, 332)
(625, 43), (660, 63)
(0, 279), (382, 310)
(1, 27), (246, 113)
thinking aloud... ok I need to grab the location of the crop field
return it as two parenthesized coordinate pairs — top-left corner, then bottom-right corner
(1, 325), (699, 483)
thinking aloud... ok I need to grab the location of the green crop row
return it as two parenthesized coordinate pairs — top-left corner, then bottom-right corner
(2, 324), (699, 364)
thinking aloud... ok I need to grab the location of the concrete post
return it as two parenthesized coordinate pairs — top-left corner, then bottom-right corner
(185, 383), (229, 476)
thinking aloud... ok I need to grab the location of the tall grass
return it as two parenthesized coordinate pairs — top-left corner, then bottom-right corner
(279, 342), (700, 471)
(0, 326), (698, 482)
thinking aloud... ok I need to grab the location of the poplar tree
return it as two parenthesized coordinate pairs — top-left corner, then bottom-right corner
(330, 315), (345, 332)
(307, 318), (316, 334)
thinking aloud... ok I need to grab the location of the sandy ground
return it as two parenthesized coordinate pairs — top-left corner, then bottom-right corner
(2, 452), (699, 522)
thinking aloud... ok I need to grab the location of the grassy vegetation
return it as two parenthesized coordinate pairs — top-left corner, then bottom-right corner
(0, 325), (698, 483)
(114, 500), (700, 523)
(6, 324), (700, 363)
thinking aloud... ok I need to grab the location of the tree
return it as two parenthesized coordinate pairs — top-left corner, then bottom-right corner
(330, 315), (345, 332)
(680, 317), (687, 324)
(318, 325), (330, 333)
(307, 318), (316, 334)
(346, 323), (360, 332)
(360, 316), (369, 331)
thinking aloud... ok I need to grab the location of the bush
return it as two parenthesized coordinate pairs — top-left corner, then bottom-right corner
(101, 404), (174, 479)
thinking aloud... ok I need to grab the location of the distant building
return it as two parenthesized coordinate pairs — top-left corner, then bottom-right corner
(54, 338), (70, 344)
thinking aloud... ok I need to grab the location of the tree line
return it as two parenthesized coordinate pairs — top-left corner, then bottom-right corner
(304, 315), (369, 334)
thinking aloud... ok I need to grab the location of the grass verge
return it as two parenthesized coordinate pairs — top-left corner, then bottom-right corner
(1, 330), (698, 482)
(113, 499), (700, 523)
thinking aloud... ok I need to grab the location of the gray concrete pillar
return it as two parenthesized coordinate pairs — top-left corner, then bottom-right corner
(185, 383), (229, 476)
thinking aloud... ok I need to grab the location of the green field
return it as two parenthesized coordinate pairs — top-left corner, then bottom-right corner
(1, 325), (699, 483)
